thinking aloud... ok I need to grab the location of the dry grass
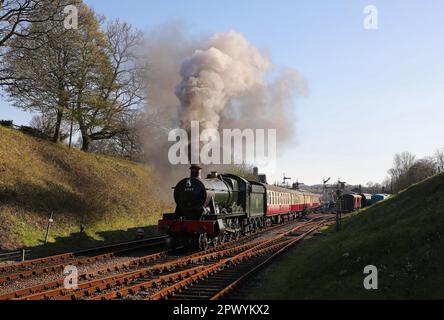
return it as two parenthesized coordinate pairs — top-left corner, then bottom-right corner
(247, 172), (444, 299)
(0, 126), (168, 251)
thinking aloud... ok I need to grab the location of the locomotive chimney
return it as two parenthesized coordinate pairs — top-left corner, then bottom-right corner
(253, 167), (259, 176)
(190, 165), (202, 179)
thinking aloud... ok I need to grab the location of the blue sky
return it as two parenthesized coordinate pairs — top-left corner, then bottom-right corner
(1, 0), (443, 185)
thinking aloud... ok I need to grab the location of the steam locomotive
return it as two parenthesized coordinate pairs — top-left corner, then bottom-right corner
(158, 165), (322, 250)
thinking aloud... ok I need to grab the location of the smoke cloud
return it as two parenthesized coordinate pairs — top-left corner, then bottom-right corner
(222, 67), (308, 144)
(175, 31), (271, 131)
(141, 25), (307, 186)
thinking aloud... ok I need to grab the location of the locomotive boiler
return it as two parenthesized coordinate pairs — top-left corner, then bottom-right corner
(173, 166), (242, 219)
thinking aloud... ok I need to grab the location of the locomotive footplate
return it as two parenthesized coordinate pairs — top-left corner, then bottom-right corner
(158, 214), (229, 235)
(159, 219), (217, 235)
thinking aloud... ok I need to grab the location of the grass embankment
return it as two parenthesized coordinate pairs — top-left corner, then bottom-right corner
(248, 173), (444, 299)
(0, 126), (169, 254)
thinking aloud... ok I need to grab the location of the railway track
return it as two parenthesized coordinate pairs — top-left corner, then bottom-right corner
(0, 213), (335, 300)
(3, 218), (300, 300)
(0, 236), (167, 274)
(147, 218), (333, 300)
(210, 221), (329, 300)
(0, 236), (167, 284)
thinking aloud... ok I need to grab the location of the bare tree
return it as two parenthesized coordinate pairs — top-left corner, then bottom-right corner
(387, 152), (440, 192)
(73, 20), (146, 151)
(0, 0), (78, 87)
(366, 181), (376, 193)
(3, 1), (105, 143)
(435, 148), (444, 173)
(3, 2), (147, 153)
(388, 152), (416, 191)
(382, 177), (392, 193)
(29, 113), (55, 137)
(29, 113), (71, 140)
(405, 158), (437, 185)
(392, 152), (416, 176)
(90, 109), (145, 160)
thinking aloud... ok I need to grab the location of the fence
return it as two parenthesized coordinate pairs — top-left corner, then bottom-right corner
(0, 249), (31, 263)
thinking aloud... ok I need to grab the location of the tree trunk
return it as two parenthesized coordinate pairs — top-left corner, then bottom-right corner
(81, 138), (90, 151)
(68, 109), (74, 148)
(80, 129), (91, 151)
(53, 110), (63, 143)
(78, 116), (91, 151)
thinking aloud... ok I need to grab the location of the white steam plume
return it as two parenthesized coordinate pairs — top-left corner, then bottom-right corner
(175, 31), (271, 131)
(141, 26), (307, 186)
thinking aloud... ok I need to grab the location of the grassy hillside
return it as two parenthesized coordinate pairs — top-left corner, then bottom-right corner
(248, 172), (444, 299)
(0, 126), (169, 252)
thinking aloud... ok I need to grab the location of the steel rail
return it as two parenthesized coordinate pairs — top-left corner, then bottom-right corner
(2, 214), (329, 300)
(210, 220), (334, 299)
(0, 235), (168, 275)
(0, 240), (165, 283)
(144, 219), (325, 300)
